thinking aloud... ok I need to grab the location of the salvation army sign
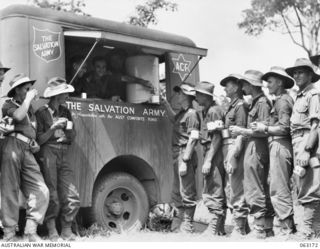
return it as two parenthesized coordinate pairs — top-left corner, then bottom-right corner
(32, 27), (61, 63)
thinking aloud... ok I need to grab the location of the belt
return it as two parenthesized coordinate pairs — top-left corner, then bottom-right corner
(268, 136), (288, 143)
(9, 132), (32, 144)
(222, 138), (235, 146)
(291, 129), (310, 139)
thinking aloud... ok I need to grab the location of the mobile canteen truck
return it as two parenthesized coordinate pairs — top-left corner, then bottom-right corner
(0, 5), (207, 231)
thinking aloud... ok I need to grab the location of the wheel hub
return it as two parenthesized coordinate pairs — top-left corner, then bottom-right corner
(108, 201), (124, 216)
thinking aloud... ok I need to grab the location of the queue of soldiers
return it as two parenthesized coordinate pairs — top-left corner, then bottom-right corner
(0, 67), (80, 242)
(162, 57), (320, 240)
(0, 55), (319, 243)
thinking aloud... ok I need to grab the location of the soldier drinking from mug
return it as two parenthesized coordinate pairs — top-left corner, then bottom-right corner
(1, 73), (49, 242)
(36, 77), (80, 241)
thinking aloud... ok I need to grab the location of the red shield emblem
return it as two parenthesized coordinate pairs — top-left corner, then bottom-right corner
(32, 27), (61, 63)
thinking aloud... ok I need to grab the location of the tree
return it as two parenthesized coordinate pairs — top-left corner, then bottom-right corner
(238, 0), (320, 56)
(128, 0), (178, 27)
(28, 0), (89, 16)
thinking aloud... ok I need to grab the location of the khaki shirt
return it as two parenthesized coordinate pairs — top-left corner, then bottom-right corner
(247, 93), (271, 128)
(36, 104), (75, 145)
(2, 99), (37, 139)
(224, 97), (247, 128)
(200, 104), (224, 145)
(290, 84), (320, 133)
(172, 107), (200, 147)
(270, 93), (293, 135)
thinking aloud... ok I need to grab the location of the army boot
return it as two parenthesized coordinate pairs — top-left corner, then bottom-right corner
(217, 214), (226, 236)
(3, 227), (19, 242)
(232, 217), (250, 236)
(280, 215), (297, 237)
(60, 219), (76, 241)
(170, 207), (184, 232)
(301, 201), (320, 240)
(25, 219), (42, 242)
(253, 217), (266, 239)
(180, 207), (195, 233)
(265, 216), (275, 238)
(46, 219), (59, 242)
(203, 213), (225, 236)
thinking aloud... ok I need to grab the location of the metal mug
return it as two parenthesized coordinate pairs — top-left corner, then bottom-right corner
(221, 128), (231, 139)
(81, 92), (87, 99)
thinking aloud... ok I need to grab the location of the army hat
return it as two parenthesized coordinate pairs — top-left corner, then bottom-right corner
(262, 66), (295, 89)
(195, 81), (215, 97)
(238, 70), (263, 87)
(285, 58), (320, 83)
(43, 77), (74, 98)
(0, 61), (10, 73)
(173, 83), (196, 96)
(220, 74), (243, 87)
(7, 73), (36, 97)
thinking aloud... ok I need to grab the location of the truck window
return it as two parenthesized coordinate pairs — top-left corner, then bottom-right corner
(64, 33), (161, 104)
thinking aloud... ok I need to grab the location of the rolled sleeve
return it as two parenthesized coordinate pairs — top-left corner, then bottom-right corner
(309, 94), (320, 121)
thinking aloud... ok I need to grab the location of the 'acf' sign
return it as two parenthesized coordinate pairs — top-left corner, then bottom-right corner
(32, 27), (61, 63)
(171, 54), (192, 81)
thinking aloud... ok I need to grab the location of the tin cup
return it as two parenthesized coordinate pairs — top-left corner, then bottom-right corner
(221, 128), (231, 139)
(66, 121), (73, 130)
(81, 92), (87, 99)
(151, 95), (160, 104)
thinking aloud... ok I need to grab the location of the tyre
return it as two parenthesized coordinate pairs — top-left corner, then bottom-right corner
(92, 172), (150, 232)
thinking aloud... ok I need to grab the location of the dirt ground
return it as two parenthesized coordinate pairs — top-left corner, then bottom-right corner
(74, 203), (318, 242)
(0, 202), (318, 243)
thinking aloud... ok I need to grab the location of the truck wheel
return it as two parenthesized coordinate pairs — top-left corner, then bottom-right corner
(93, 172), (149, 232)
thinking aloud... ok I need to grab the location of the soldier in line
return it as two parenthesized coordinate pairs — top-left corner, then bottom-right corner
(285, 58), (320, 239)
(219, 74), (250, 236)
(195, 81), (227, 236)
(229, 70), (275, 239)
(35, 77), (80, 241)
(251, 67), (296, 236)
(1, 74), (49, 242)
(161, 83), (200, 233)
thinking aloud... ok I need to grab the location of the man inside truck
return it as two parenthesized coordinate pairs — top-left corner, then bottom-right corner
(74, 56), (109, 99)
